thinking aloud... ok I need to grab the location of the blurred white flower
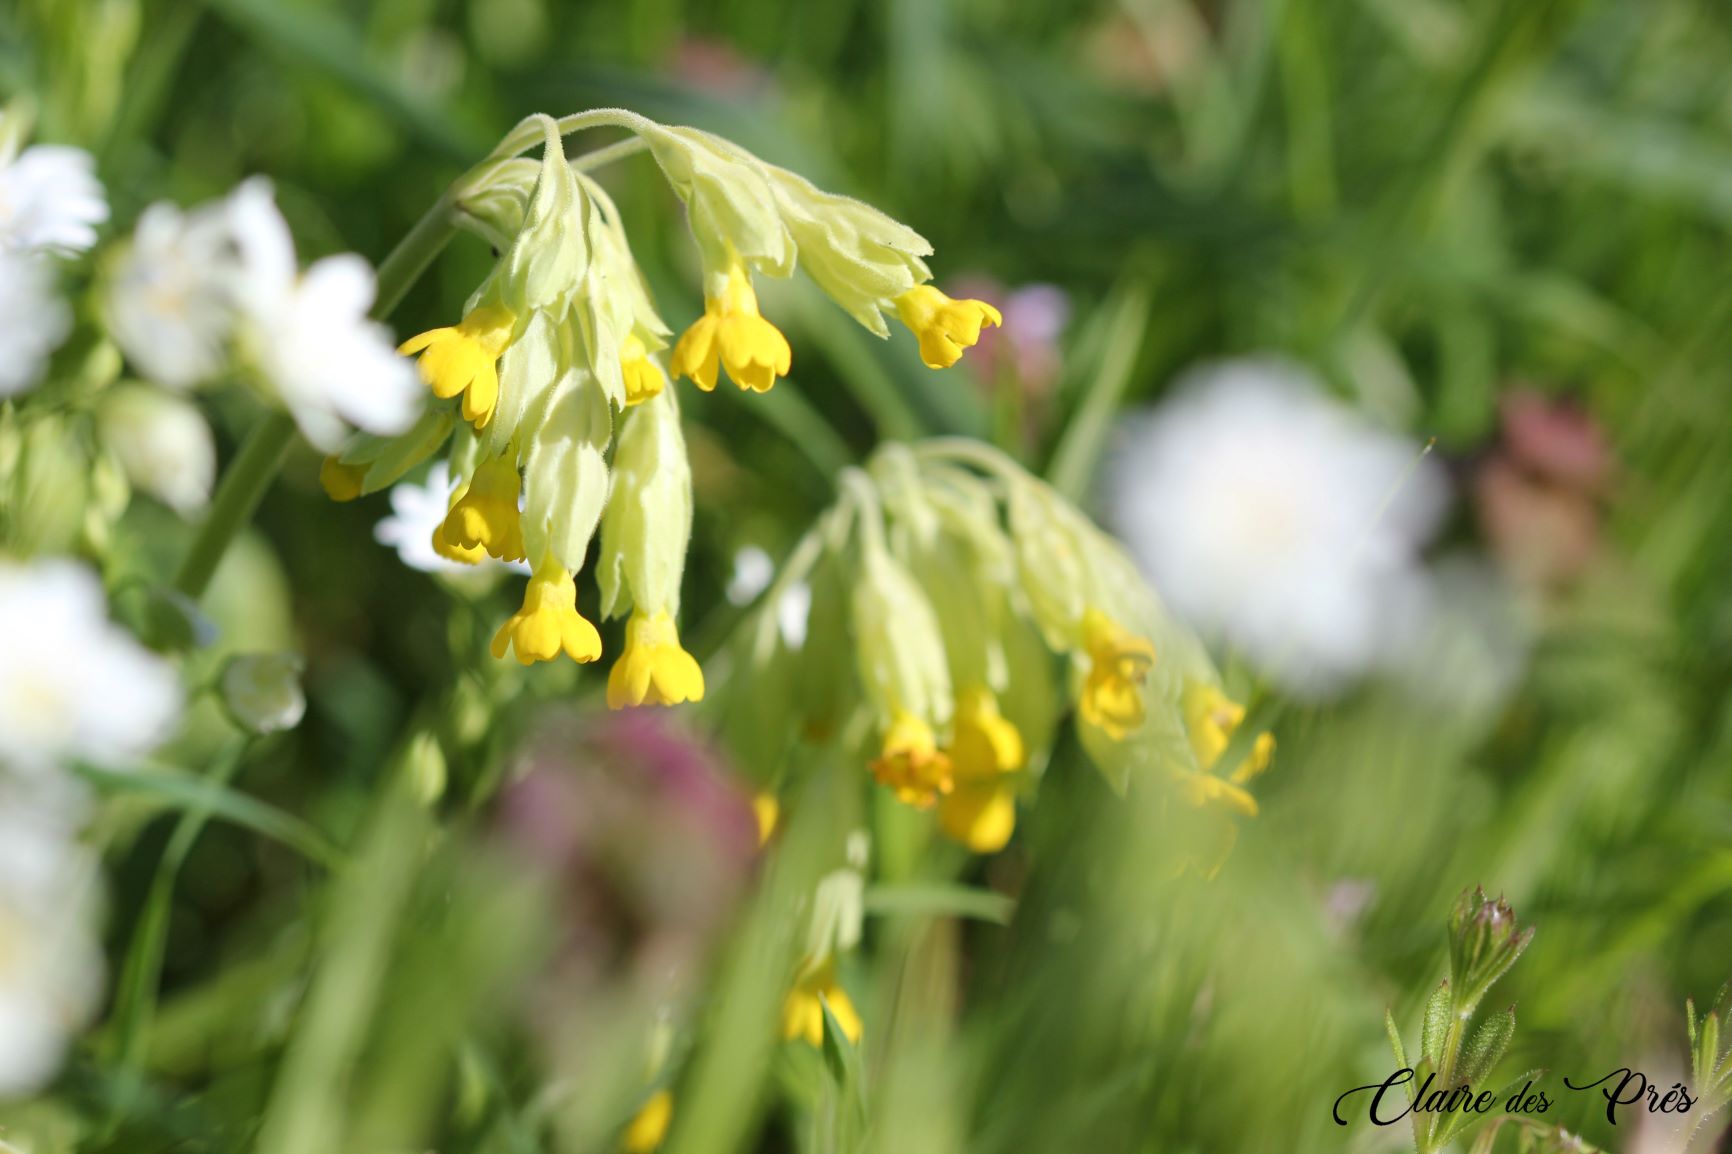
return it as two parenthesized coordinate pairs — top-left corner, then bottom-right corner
(726, 546), (775, 603)
(0, 144), (108, 256)
(1104, 358), (1446, 698)
(375, 460), (529, 576)
(0, 793), (104, 1098)
(777, 580), (811, 648)
(0, 250), (71, 397)
(724, 546), (809, 645)
(107, 178), (420, 449)
(105, 194), (248, 388)
(97, 385), (217, 516)
(219, 652), (307, 735)
(225, 179), (421, 452)
(0, 559), (182, 775)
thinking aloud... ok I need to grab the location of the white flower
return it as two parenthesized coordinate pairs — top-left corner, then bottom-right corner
(374, 460), (528, 576)
(225, 179), (422, 452)
(219, 653), (306, 734)
(105, 195), (248, 388)
(1104, 357), (1446, 698)
(0, 790), (103, 1098)
(725, 546), (810, 645)
(726, 545), (775, 604)
(0, 250), (70, 397)
(97, 385), (217, 516)
(0, 144), (108, 256)
(0, 559), (183, 775)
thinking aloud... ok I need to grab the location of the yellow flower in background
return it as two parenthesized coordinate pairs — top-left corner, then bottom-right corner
(1169, 682), (1276, 876)
(1174, 769), (1259, 818)
(870, 710), (954, 809)
(753, 793), (780, 846)
(399, 304), (516, 428)
(1181, 682), (1276, 786)
(441, 453), (525, 562)
(782, 962), (863, 1048)
(938, 686), (1025, 853)
(620, 332), (667, 405)
(491, 552), (603, 665)
(607, 610), (705, 708)
(620, 1089), (673, 1153)
(1078, 608), (1157, 739)
(894, 285), (1003, 370)
(670, 263), (791, 393)
(319, 456), (365, 502)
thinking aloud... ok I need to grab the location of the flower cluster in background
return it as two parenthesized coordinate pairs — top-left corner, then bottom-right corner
(719, 440), (1274, 866)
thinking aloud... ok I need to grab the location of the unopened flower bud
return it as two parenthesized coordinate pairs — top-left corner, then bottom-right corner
(98, 385), (216, 517)
(219, 652), (307, 735)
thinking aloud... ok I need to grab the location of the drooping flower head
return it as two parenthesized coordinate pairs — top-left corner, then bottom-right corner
(712, 439), (1268, 866)
(324, 107), (1003, 686)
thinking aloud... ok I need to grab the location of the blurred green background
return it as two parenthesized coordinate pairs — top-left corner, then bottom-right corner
(6, 0), (1732, 1150)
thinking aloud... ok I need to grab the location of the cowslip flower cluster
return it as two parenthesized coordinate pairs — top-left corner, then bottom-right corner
(720, 441), (1275, 859)
(326, 110), (998, 708)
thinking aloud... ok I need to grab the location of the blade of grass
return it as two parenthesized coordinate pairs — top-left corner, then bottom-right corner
(1045, 281), (1149, 501)
(100, 735), (252, 1136)
(862, 883), (1016, 926)
(75, 761), (342, 868)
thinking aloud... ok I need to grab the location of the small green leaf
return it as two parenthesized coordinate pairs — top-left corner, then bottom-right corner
(1386, 1008), (1409, 1070)
(1459, 1005), (1516, 1085)
(819, 996), (861, 1088)
(75, 762), (343, 868)
(1421, 980), (1453, 1067)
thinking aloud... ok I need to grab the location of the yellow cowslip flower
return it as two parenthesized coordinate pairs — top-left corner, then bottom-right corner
(319, 456), (365, 502)
(893, 285), (1003, 370)
(606, 610), (705, 708)
(1181, 682), (1276, 784)
(430, 525), (487, 566)
(938, 687), (1024, 854)
(442, 453), (525, 563)
(1077, 608), (1157, 739)
(753, 793), (779, 846)
(669, 263), (791, 393)
(870, 709), (954, 809)
(1169, 682), (1276, 877)
(621, 1089), (673, 1153)
(491, 552), (603, 665)
(620, 332), (667, 406)
(398, 304), (517, 428)
(1174, 770), (1259, 818)
(781, 962), (863, 1048)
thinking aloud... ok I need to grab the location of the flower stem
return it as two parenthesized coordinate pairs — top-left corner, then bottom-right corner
(172, 410), (297, 601)
(172, 193), (458, 602)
